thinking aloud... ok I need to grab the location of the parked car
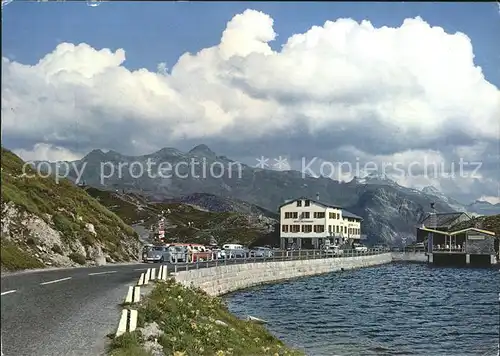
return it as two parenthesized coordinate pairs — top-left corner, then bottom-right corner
(324, 245), (344, 256)
(249, 247), (274, 258)
(168, 245), (188, 263)
(145, 245), (186, 263)
(353, 243), (368, 252)
(187, 244), (212, 262)
(217, 249), (233, 259)
(141, 244), (154, 262)
(222, 244), (249, 258)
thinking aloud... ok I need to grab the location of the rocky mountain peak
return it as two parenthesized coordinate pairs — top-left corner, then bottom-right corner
(82, 148), (110, 161)
(188, 144), (216, 156)
(422, 186), (441, 194)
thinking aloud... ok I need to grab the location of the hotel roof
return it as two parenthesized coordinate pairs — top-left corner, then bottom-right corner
(279, 197), (363, 220)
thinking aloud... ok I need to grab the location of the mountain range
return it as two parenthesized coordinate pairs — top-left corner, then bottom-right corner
(35, 145), (500, 245)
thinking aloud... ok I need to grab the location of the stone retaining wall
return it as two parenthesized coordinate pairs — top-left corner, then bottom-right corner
(391, 252), (428, 263)
(172, 253), (392, 296)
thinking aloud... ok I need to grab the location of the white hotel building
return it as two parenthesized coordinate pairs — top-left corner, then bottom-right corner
(279, 196), (363, 250)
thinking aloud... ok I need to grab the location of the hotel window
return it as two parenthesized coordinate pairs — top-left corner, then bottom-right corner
(305, 200), (310, 207)
(296, 200), (302, 207)
(282, 225), (289, 233)
(336, 213), (340, 219)
(302, 225), (312, 233)
(285, 212), (290, 219)
(291, 225), (300, 233)
(336, 226), (339, 233)
(344, 226), (347, 233)
(328, 225), (332, 233)
(314, 225), (325, 233)
(302, 212), (310, 219)
(329, 212), (335, 219)
(314, 212), (325, 218)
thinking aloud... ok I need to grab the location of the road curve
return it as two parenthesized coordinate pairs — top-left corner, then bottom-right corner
(1, 263), (148, 356)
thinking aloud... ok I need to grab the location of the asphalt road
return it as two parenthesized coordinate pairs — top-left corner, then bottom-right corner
(1, 263), (149, 356)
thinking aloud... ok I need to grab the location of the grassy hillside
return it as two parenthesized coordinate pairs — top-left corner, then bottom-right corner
(84, 189), (278, 247)
(152, 202), (275, 246)
(451, 214), (500, 236)
(1, 148), (139, 270)
(109, 279), (304, 356)
(84, 187), (159, 226)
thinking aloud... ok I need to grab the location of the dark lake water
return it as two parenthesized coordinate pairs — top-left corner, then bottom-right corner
(225, 263), (500, 356)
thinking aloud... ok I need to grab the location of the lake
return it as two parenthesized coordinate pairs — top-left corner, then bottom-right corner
(225, 263), (499, 356)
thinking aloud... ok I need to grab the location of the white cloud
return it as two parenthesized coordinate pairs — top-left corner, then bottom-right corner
(13, 143), (83, 162)
(478, 195), (500, 204)
(2, 9), (499, 202)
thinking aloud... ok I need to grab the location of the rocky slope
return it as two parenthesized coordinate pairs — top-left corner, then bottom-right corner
(0, 148), (139, 271)
(421, 186), (468, 213)
(36, 145), (471, 245)
(164, 192), (278, 219)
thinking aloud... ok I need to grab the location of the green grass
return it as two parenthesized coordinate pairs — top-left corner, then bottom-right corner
(1, 147), (139, 270)
(109, 333), (152, 356)
(68, 252), (87, 265)
(151, 203), (265, 246)
(0, 238), (45, 270)
(85, 187), (157, 226)
(108, 279), (304, 356)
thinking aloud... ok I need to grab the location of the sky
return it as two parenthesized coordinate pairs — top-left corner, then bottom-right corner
(1, 1), (499, 204)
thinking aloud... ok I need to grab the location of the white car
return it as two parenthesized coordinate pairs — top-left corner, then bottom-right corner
(324, 245), (344, 256)
(353, 244), (368, 252)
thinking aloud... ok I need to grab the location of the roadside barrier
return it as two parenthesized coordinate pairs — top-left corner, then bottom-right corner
(116, 265), (169, 340)
(171, 248), (389, 273)
(115, 309), (138, 337)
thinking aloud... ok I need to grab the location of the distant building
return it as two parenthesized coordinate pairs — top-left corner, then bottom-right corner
(279, 196), (362, 250)
(416, 212), (497, 266)
(418, 226), (497, 265)
(416, 212), (471, 242)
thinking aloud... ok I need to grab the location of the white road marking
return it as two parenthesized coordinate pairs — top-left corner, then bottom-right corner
(0, 290), (16, 296)
(88, 270), (117, 276)
(134, 268), (147, 271)
(40, 277), (72, 285)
